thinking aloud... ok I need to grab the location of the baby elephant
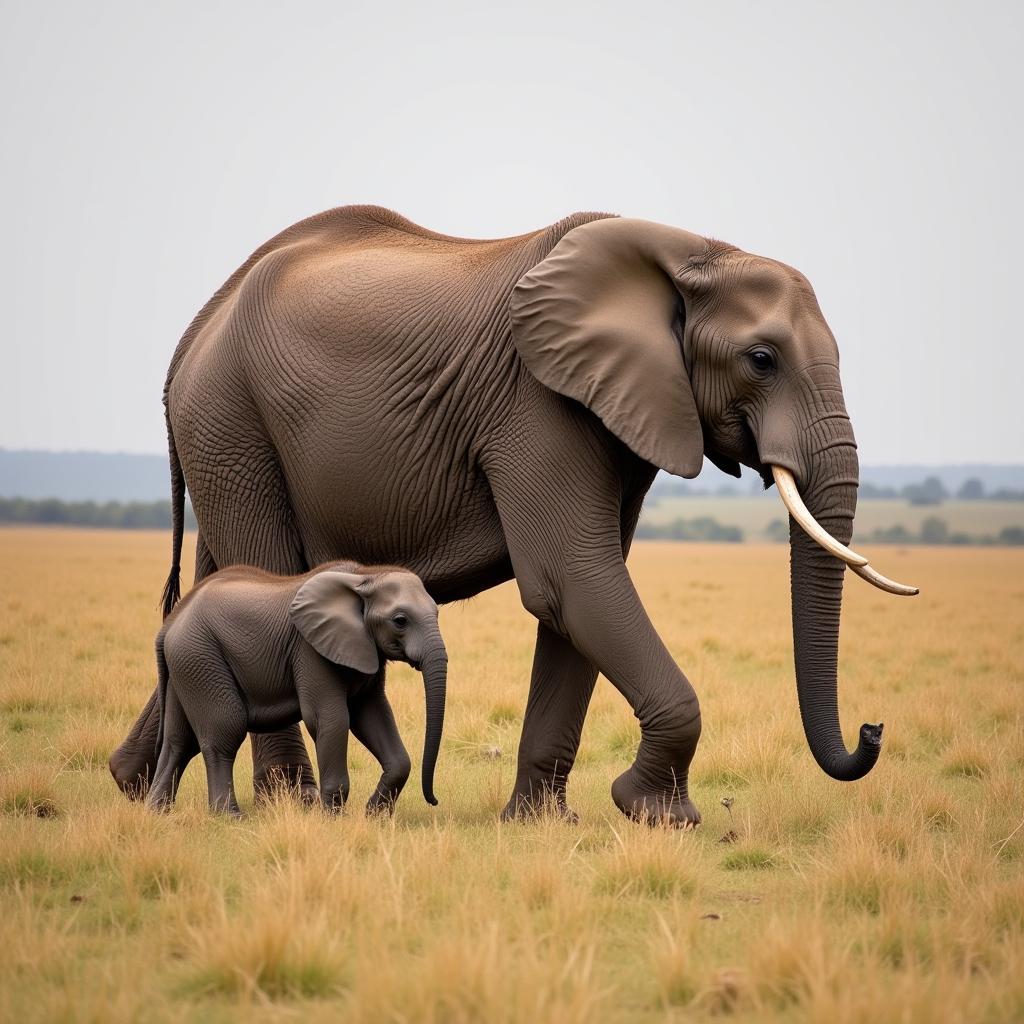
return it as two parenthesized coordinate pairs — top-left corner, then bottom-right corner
(146, 561), (447, 815)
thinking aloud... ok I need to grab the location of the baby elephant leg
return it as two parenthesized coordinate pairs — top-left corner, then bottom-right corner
(292, 643), (352, 812)
(172, 658), (248, 816)
(350, 683), (412, 815)
(147, 686), (199, 811)
(305, 706), (351, 812)
(202, 746), (243, 815)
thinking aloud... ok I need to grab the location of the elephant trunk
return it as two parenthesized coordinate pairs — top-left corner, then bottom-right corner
(788, 440), (882, 781)
(419, 637), (448, 805)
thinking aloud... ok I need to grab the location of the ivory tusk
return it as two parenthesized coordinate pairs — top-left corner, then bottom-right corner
(849, 563), (920, 597)
(771, 466), (869, 567)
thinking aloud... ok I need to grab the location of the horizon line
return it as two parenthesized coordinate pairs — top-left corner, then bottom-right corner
(2, 446), (1022, 469)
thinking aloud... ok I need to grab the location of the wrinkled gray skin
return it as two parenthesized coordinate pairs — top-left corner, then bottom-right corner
(113, 207), (881, 827)
(147, 562), (447, 815)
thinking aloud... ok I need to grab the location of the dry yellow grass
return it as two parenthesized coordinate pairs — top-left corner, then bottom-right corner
(1, 528), (1022, 1022)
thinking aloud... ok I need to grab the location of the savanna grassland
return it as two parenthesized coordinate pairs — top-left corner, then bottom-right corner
(1, 528), (1022, 1023)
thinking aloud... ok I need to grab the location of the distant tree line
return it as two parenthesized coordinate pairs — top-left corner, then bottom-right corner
(862, 518), (1024, 546)
(648, 477), (764, 499)
(634, 516), (744, 542)
(860, 476), (1024, 505)
(649, 474), (1024, 504)
(0, 497), (197, 530)
(762, 516), (1024, 547)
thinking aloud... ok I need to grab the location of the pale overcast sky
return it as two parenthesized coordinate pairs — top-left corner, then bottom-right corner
(1, 2), (1020, 463)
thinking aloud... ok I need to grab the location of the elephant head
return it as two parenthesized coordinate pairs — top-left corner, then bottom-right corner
(290, 569), (447, 803)
(511, 218), (917, 783)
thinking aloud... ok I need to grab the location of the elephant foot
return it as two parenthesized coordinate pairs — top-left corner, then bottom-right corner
(253, 764), (319, 805)
(108, 744), (155, 800)
(365, 795), (396, 818)
(611, 769), (701, 829)
(109, 690), (160, 799)
(501, 778), (579, 824)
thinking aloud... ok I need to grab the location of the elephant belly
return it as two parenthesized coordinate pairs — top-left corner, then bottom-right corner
(292, 464), (514, 603)
(248, 697), (302, 734)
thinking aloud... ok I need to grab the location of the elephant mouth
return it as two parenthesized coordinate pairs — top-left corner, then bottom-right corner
(705, 414), (768, 482)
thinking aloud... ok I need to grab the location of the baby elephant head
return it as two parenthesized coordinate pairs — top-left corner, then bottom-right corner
(289, 569), (447, 805)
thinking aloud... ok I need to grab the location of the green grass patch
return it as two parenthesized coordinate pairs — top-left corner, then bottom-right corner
(721, 847), (775, 871)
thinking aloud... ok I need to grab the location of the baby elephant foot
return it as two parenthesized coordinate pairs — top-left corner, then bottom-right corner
(321, 791), (346, 814)
(365, 793), (397, 817)
(210, 799), (243, 818)
(611, 769), (701, 829)
(501, 778), (579, 824)
(365, 774), (408, 817)
(145, 793), (172, 814)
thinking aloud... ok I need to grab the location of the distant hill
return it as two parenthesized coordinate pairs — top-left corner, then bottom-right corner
(0, 450), (173, 501)
(2, 448), (1023, 502)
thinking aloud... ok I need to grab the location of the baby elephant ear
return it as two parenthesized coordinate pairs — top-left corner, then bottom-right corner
(289, 571), (380, 675)
(510, 218), (708, 479)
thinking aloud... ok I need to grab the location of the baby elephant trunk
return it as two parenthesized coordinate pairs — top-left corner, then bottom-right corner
(419, 636), (448, 805)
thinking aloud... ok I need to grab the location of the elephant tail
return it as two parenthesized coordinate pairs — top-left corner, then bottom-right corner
(154, 630), (170, 761)
(160, 410), (185, 619)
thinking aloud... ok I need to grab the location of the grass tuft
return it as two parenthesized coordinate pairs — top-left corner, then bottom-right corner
(181, 876), (349, 1000)
(0, 764), (61, 818)
(594, 829), (702, 898)
(650, 911), (698, 1008)
(55, 716), (122, 771)
(488, 701), (519, 726)
(942, 742), (991, 779)
(722, 845), (775, 871)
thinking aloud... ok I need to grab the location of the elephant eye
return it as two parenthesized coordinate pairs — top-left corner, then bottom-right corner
(748, 348), (776, 375)
(391, 613), (409, 629)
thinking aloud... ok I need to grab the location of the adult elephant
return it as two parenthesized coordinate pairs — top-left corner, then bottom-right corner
(111, 206), (916, 825)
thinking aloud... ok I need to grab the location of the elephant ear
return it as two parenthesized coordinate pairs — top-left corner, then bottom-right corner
(510, 218), (708, 478)
(289, 571), (380, 675)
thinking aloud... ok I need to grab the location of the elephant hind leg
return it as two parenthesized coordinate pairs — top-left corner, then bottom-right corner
(147, 686), (199, 811)
(189, 440), (307, 579)
(184, 443), (316, 801)
(110, 530), (217, 800)
(193, 529), (217, 584)
(169, 654), (248, 815)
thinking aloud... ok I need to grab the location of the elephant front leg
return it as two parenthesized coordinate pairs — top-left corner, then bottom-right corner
(307, 712), (350, 813)
(349, 682), (412, 816)
(565, 564), (702, 827)
(502, 622), (597, 823)
(496, 500), (702, 827)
